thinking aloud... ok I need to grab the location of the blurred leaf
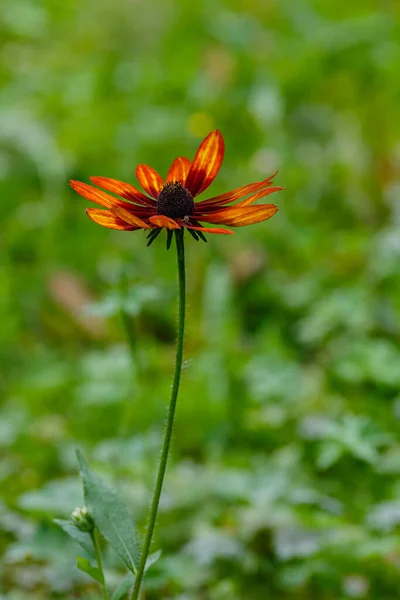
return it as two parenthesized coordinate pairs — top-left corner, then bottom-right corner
(184, 529), (243, 566)
(145, 549), (162, 572)
(76, 450), (140, 573)
(86, 285), (159, 318)
(331, 339), (400, 386)
(76, 555), (104, 584)
(367, 501), (400, 532)
(298, 288), (373, 345)
(316, 441), (343, 470)
(18, 478), (82, 516)
(53, 518), (94, 557)
(109, 552), (160, 600)
(306, 415), (393, 469)
(112, 573), (135, 600)
(75, 347), (132, 406)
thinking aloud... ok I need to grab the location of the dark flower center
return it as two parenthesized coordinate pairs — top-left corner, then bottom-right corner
(157, 182), (195, 219)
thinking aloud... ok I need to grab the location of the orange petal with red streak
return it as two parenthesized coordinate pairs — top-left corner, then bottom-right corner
(149, 215), (180, 229)
(86, 208), (135, 230)
(136, 164), (164, 199)
(70, 180), (132, 209)
(166, 157), (192, 184)
(198, 205), (278, 226)
(111, 206), (152, 229)
(195, 171), (279, 207)
(185, 130), (224, 197)
(234, 186), (284, 208)
(90, 176), (156, 207)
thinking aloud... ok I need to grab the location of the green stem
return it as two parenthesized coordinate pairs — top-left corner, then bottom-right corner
(131, 229), (186, 600)
(90, 529), (109, 600)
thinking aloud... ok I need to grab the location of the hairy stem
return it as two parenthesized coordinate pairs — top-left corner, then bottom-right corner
(90, 529), (109, 600)
(131, 229), (186, 599)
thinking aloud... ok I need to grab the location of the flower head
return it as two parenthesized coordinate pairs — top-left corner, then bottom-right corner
(69, 130), (283, 245)
(71, 506), (95, 533)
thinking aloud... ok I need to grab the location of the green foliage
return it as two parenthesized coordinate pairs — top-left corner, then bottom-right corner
(76, 450), (140, 573)
(53, 518), (94, 556)
(76, 555), (104, 585)
(1, 0), (400, 598)
(111, 574), (135, 600)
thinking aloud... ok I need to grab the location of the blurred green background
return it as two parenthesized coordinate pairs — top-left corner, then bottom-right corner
(1, 0), (400, 598)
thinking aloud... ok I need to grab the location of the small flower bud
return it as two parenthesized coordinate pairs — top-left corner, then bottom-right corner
(71, 506), (95, 533)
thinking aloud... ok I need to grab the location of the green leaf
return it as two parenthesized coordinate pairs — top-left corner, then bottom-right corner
(145, 549), (162, 572)
(317, 441), (343, 470)
(112, 573), (135, 600)
(76, 449), (140, 573)
(53, 518), (94, 557)
(76, 555), (104, 584)
(110, 550), (161, 599)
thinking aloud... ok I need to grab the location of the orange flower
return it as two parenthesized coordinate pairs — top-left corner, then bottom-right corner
(69, 130), (283, 245)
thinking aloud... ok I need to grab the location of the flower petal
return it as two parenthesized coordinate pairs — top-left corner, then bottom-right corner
(234, 186), (284, 207)
(90, 176), (156, 207)
(111, 206), (152, 229)
(195, 171), (279, 207)
(136, 164), (164, 199)
(148, 215), (180, 230)
(198, 205), (278, 226)
(185, 130), (224, 197)
(70, 180), (131, 209)
(166, 157), (192, 184)
(86, 208), (136, 230)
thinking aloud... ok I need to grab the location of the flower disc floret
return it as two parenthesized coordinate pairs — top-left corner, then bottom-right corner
(156, 182), (195, 219)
